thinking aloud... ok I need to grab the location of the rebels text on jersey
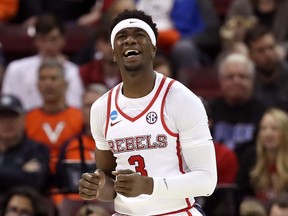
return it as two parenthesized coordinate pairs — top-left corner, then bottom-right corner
(108, 134), (168, 154)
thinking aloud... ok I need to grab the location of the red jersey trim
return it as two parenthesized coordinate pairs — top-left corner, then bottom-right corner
(160, 79), (177, 137)
(176, 137), (184, 175)
(153, 203), (194, 216)
(115, 76), (167, 122)
(176, 137), (192, 209)
(104, 89), (113, 138)
(186, 210), (193, 216)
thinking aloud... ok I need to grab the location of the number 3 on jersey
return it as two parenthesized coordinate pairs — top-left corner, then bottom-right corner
(128, 155), (148, 176)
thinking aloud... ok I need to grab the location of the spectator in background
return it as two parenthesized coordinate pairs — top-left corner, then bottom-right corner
(209, 53), (266, 167)
(136, 0), (221, 56)
(80, 27), (121, 89)
(2, 14), (84, 111)
(46, 0), (114, 27)
(240, 199), (267, 216)
(239, 108), (288, 205)
(268, 193), (288, 216)
(102, 0), (136, 26)
(25, 60), (83, 176)
(153, 55), (173, 78)
(45, 0), (114, 26)
(217, 15), (257, 63)
(55, 83), (108, 199)
(8, 0), (114, 26)
(73, 0), (136, 65)
(135, 0), (181, 54)
(64, 0), (105, 26)
(227, 0), (288, 54)
(244, 24), (288, 111)
(0, 186), (50, 216)
(24, 60), (83, 206)
(0, 95), (49, 195)
(170, 0), (221, 85)
(54, 83), (114, 216)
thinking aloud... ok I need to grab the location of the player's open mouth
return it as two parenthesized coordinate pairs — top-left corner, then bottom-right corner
(124, 50), (140, 58)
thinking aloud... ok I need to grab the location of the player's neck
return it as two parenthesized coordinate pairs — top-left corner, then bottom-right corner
(121, 70), (156, 98)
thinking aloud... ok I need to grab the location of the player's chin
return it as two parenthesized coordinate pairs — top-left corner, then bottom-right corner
(124, 63), (143, 72)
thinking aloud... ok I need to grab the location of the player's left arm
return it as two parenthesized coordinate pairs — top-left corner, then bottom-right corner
(152, 82), (217, 198)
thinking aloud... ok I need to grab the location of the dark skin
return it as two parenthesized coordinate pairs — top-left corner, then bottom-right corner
(79, 27), (156, 201)
(113, 27), (157, 97)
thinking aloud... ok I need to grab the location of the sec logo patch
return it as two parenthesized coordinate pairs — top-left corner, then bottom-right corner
(146, 111), (157, 124)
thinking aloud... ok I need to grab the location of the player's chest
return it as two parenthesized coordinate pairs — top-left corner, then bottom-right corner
(106, 110), (176, 154)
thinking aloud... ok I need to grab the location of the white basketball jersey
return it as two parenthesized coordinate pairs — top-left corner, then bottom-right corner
(105, 75), (195, 215)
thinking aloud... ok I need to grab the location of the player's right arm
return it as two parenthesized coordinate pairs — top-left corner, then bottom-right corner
(79, 150), (117, 201)
(79, 92), (117, 201)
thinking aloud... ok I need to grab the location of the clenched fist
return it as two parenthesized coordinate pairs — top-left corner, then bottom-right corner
(112, 169), (154, 197)
(78, 169), (106, 200)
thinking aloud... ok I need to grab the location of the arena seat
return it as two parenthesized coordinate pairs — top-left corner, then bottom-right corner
(186, 67), (221, 100)
(0, 24), (94, 64)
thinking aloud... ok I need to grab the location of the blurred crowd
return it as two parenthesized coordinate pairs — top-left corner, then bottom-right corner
(0, 0), (288, 216)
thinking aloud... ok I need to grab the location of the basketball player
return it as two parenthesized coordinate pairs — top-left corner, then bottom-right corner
(79, 10), (217, 216)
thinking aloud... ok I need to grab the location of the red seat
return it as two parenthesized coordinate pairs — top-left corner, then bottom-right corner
(212, 0), (233, 18)
(186, 67), (221, 100)
(0, 24), (93, 63)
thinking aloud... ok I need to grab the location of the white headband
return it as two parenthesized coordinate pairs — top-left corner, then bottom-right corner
(110, 18), (156, 49)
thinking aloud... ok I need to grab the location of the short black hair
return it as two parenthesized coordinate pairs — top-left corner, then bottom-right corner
(244, 24), (273, 48)
(109, 10), (158, 41)
(35, 14), (65, 35)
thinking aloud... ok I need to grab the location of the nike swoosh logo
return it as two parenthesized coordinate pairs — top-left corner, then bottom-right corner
(129, 21), (135, 24)
(163, 178), (168, 190)
(110, 120), (121, 127)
